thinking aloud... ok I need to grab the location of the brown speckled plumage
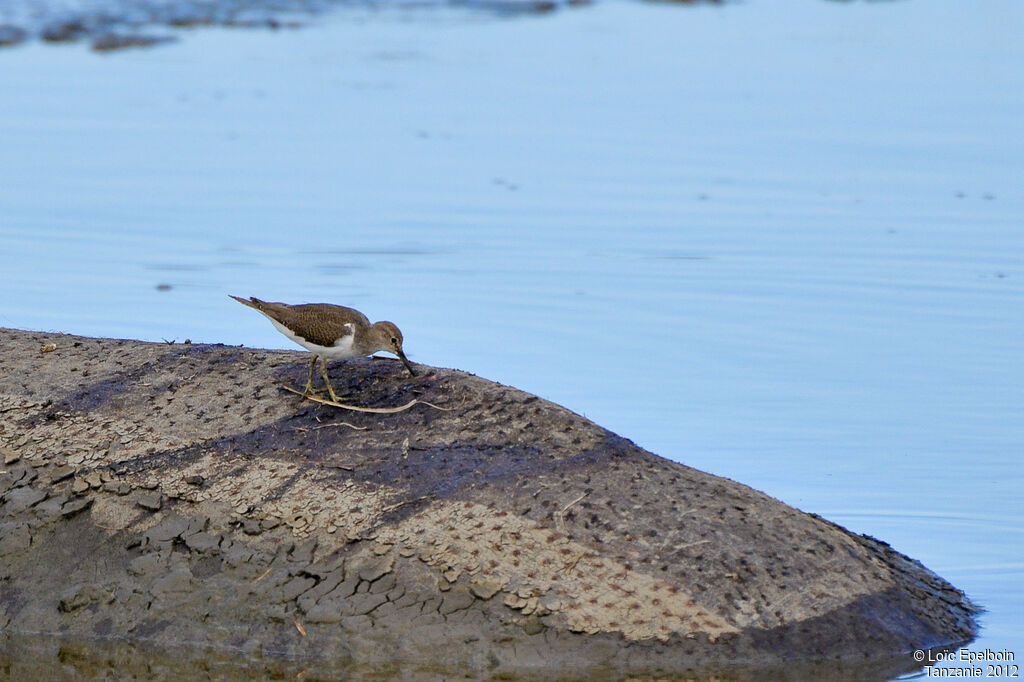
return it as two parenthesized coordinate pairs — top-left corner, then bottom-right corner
(233, 297), (369, 349)
(231, 295), (416, 400)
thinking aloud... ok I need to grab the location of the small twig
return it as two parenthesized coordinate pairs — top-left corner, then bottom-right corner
(555, 492), (588, 531)
(678, 540), (712, 550)
(381, 495), (435, 514)
(560, 492), (587, 515)
(280, 385), (451, 413)
(295, 422), (368, 432)
(313, 422), (366, 431)
(562, 552), (586, 575)
(253, 567), (274, 583)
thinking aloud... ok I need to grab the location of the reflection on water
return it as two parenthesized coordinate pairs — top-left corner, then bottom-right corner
(0, 0), (1021, 677)
(0, 634), (945, 681)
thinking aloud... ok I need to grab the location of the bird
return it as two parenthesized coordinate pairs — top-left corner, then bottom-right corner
(230, 296), (415, 403)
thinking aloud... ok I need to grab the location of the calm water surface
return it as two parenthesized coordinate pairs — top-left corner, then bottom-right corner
(1, 0), (1022, 677)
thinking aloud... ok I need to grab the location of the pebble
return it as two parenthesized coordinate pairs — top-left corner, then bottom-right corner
(470, 579), (503, 600)
(61, 497), (93, 518)
(137, 492), (163, 511)
(49, 465), (75, 483)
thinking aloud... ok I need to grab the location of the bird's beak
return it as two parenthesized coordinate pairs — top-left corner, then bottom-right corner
(397, 349), (416, 376)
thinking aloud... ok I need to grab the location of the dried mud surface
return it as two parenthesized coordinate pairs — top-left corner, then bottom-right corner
(0, 327), (977, 677)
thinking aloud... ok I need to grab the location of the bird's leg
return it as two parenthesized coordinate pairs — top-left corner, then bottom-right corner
(304, 355), (321, 395)
(320, 357), (342, 403)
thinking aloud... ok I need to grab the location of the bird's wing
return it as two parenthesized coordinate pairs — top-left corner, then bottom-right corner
(284, 304), (369, 348)
(231, 297), (369, 348)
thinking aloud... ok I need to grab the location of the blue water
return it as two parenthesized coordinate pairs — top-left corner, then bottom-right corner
(1, 0), (1022, 676)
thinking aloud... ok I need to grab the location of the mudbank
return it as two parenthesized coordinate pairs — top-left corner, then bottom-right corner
(0, 327), (977, 678)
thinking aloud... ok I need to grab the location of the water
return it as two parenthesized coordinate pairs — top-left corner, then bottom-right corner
(1, 0), (1022, 677)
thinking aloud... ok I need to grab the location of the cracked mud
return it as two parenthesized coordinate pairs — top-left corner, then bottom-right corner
(0, 328), (977, 677)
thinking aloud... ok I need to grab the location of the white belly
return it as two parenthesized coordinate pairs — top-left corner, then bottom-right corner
(268, 318), (359, 359)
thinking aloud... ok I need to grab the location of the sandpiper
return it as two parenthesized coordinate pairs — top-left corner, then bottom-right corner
(230, 296), (415, 402)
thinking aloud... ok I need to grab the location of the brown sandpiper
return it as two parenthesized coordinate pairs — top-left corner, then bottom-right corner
(230, 296), (415, 402)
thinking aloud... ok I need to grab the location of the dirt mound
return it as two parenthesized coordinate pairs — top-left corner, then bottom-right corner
(0, 328), (977, 677)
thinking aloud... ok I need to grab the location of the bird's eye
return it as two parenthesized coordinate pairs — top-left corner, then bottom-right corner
(391, 337), (398, 344)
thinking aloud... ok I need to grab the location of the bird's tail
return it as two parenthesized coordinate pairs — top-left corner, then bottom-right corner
(229, 295), (266, 311)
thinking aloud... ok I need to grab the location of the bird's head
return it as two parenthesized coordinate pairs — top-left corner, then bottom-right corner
(373, 321), (415, 376)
